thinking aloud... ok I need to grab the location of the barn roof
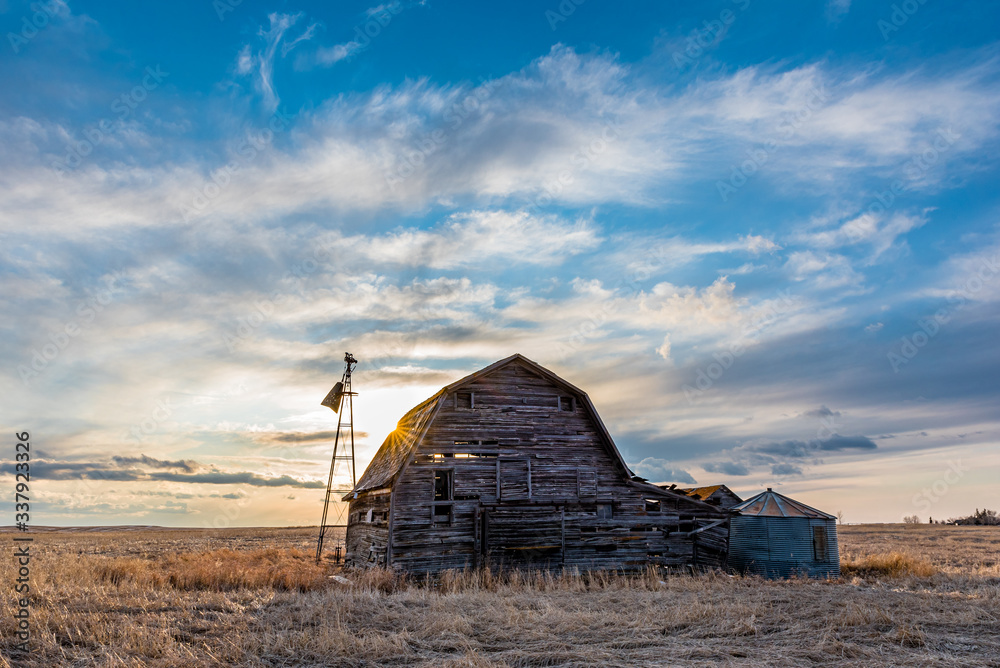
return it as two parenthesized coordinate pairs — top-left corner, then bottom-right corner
(734, 488), (835, 519)
(676, 485), (734, 500)
(345, 354), (642, 500)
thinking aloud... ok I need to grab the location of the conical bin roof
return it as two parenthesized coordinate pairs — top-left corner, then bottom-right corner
(733, 488), (835, 519)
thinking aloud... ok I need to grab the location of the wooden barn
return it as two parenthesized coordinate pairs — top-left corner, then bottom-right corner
(343, 354), (729, 574)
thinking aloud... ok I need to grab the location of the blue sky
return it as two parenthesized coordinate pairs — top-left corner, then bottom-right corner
(2, 0), (999, 526)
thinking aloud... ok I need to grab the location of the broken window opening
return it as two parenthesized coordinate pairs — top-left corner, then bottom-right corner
(434, 470), (453, 501)
(455, 392), (474, 409)
(433, 504), (453, 525)
(421, 451), (498, 463)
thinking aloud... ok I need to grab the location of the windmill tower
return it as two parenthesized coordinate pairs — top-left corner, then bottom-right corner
(315, 352), (358, 563)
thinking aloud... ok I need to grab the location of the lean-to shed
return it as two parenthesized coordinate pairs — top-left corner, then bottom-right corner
(672, 484), (743, 510)
(728, 488), (839, 579)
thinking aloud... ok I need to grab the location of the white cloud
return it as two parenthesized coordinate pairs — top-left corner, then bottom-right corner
(743, 234), (782, 254)
(785, 251), (864, 289)
(796, 212), (926, 263)
(656, 335), (673, 364)
(236, 13), (314, 111)
(316, 41), (363, 65)
(344, 209), (602, 269)
(3, 49), (998, 234)
(632, 457), (695, 484)
(727, 263), (765, 275)
(921, 241), (1000, 305)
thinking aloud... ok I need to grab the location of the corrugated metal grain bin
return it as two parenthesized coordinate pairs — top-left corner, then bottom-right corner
(729, 488), (839, 579)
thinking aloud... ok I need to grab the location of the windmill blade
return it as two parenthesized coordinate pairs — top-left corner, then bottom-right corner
(321, 381), (344, 413)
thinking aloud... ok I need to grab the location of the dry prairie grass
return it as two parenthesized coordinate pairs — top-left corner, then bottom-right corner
(0, 524), (997, 667)
(840, 551), (938, 578)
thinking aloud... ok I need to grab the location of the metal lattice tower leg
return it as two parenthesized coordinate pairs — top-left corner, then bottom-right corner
(316, 353), (358, 563)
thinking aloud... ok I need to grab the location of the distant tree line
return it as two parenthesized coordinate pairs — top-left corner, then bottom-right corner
(947, 509), (1000, 526)
(903, 509), (999, 525)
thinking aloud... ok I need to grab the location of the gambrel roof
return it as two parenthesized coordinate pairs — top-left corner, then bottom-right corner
(344, 353), (709, 508)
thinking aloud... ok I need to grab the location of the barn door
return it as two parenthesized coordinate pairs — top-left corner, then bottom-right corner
(499, 458), (529, 500)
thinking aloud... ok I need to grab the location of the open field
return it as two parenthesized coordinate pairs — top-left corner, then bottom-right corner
(1, 524), (998, 667)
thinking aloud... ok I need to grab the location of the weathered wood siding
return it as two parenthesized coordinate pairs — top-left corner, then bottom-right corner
(344, 489), (390, 566)
(356, 360), (727, 574)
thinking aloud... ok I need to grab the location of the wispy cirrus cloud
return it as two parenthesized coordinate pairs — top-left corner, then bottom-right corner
(236, 12), (317, 111)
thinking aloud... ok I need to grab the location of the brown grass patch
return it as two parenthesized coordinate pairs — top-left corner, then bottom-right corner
(841, 551), (937, 578)
(92, 557), (166, 588)
(163, 547), (328, 592)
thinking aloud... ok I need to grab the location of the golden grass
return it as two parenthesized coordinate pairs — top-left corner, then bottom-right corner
(0, 524), (997, 666)
(840, 550), (937, 578)
(163, 548), (329, 592)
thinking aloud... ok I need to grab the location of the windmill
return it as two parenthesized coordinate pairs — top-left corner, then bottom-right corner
(315, 352), (358, 563)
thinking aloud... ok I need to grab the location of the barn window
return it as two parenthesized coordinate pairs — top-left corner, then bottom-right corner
(434, 470), (453, 501)
(432, 470), (454, 525)
(813, 526), (828, 560)
(645, 499), (661, 512)
(451, 440), (499, 458)
(558, 396), (574, 411)
(596, 504), (614, 520)
(433, 504), (453, 525)
(455, 392), (474, 409)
